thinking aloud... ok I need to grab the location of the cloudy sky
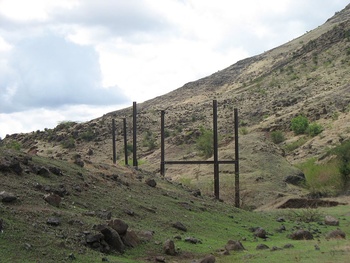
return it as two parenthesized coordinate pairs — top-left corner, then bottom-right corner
(0, 0), (348, 138)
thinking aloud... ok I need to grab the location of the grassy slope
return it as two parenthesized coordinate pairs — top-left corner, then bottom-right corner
(0, 149), (349, 263)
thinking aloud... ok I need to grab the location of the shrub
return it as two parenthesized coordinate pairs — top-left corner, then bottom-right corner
(61, 137), (75, 149)
(271, 130), (285, 144)
(196, 127), (213, 158)
(307, 122), (323, 137)
(331, 140), (350, 187)
(291, 115), (309, 135)
(142, 131), (156, 151)
(80, 129), (95, 141)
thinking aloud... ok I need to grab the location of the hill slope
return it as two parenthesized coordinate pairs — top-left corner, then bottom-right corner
(3, 4), (350, 208)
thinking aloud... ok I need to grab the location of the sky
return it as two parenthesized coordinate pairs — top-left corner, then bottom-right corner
(0, 0), (349, 138)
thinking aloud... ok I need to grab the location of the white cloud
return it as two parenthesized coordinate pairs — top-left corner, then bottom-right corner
(0, 0), (349, 138)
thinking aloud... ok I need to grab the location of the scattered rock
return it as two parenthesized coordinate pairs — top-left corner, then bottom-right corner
(97, 210), (112, 220)
(225, 240), (245, 251)
(192, 189), (201, 197)
(172, 221), (187, 232)
(43, 193), (61, 207)
(49, 167), (63, 176)
(47, 217), (60, 226)
(276, 217), (285, 222)
(326, 229), (346, 239)
(284, 172), (305, 185)
(0, 156), (22, 175)
(270, 246), (282, 251)
(0, 218), (4, 232)
(324, 215), (339, 226)
(163, 239), (176, 256)
(289, 229), (313, 240)
(256, 244), (269, 250)
(107, 218), (128, 235)
(37, 167), (50, 177)
(145, 178), (157, 187)
(100, 226), (125, 253)
(74, 159), (84, 167)
(0, 191), (17, 203)
(283, 243), (294, 249)
(254, 227), (267, 238)
(138, 230), (154, 242)
(155, 256), (166, 262)
(184, 237), (201, 244)
(199, 254), (216, 263)
(122, 230), (140, 248)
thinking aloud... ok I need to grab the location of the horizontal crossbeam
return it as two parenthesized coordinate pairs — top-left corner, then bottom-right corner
(164, 160), (236, 165)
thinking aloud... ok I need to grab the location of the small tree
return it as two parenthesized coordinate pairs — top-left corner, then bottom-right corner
(196, 127), (213, 158)
(291, 115), (309, 135)
(332, 140), (350, 188)
(307, 122), (323, 137)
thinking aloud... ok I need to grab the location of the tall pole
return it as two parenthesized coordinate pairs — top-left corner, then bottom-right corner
(160, 110), (165, 176)
(112, 119), (117, 164)
(132, 102), (138, 168)
(123, 118), (128, 166)
(234, 108), (240, 208)
(213, 100), (219, 199)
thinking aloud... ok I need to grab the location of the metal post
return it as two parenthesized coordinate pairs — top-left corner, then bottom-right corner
(160, 110), (165, 176)
(234, 108), (240, 208)
(123, 118), (128, 166)
(213, 100), (219, 199)
(112, 119), (117, 164)
(132, 102), (138, 168)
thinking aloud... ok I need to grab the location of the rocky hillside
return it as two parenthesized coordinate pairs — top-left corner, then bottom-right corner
(3, 4), (350, 208)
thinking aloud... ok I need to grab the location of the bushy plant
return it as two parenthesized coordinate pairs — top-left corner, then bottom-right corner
(271, 130), (285, 144)
(196, 127), (213, 158)
(142, 131), (156, 151)
(291, 115), (309, 135)
(331, 140), (350, 187)
(307, 122), (323, 137)
(61, 137), (75, 149)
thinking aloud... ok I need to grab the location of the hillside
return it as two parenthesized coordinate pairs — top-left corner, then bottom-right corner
(1, 4), (350, 263)
(4, 4), (350, 208)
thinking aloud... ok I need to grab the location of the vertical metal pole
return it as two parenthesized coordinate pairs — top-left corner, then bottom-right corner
(213, 100), (219, 199)
(112, 119), (117, 164)
(132, 102), (138, 168)
(160, 110), (165, 176)
(123, 118), (128, 166)
(234, 108), (240, 208)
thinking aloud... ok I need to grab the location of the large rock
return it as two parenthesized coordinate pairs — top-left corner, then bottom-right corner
(284, 171), (305, 185)
(100, 226), (125, 253)
(0, 156), (22, 175)
(43, 193), (61, 207)
(145, 178), (157, 187)
(163, 239), (176, 256)
(172, 221), (187, 232)
(254, 227), (267, 238)
(199, 255), (216, 263)
(0, 191), (17, 203)
(107, 218), (129, 235)
(289, 230), (313, 240)
(225, 240), (245, 251)
(326, 229), (346, 239)
(122, 230), (140, 248)
(324, 215), (339, 226)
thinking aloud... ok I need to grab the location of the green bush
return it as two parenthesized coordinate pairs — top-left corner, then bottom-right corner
(331, 140), (350, 187)
(196, 127), (213, 158)
(291, 115), (309, 135)
(270, 130), (285, 144)
(61, 137), (75, 149)
(80, 129), (95, 141)
(307, 122), (323, 137)
(142, 131), (156, 151)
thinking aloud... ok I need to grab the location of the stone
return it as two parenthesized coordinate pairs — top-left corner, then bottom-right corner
(225, 240), (245, 251)
(100, 226), (125, 253)
(289, 230), (313, 240)
(155, 256), (166, 262)
(163, 239), (176, 256)
(107, 218), (129, 235)
(184, 237), (201, 244)
(37, 167), (50, 177)
(199, 255), (216, 263)
(0, 218), (4, 232)
(0, 157), (22, 175)
(326, 229), (346, 239)
(145, 178), (157, 187)
(283, 243), (294, 249)
(122, 230), (140, 248)
(43, 193), (61, 207)
(0, 191), (17, 203)
(284, 171), (305, 185)
(254, 227), (267, 238)
(172, 221), (187, 232)
(85, 233), (104, 244)
(49, 167), (63, 176)
(324, 215), (339, 226)
(276, 217), (285, 222)
(138, 230), (154, 242)
(256, 244), (269, 250)
(47, 217), (60, 226)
